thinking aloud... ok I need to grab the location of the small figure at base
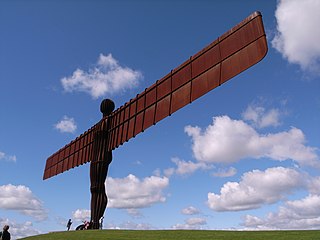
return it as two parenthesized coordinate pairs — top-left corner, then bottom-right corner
(84, 220), (90, 230)
(0, 225), (11, 240)
(100, 216), (104, 229)
(66, 219), (72, 231)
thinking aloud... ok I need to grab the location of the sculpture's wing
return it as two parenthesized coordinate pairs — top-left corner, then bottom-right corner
(43, 11), (267, 180)
(107, 11), (267, 150)
(43, 122), (98, 180)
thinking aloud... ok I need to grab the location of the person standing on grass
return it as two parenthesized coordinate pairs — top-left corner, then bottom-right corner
(100, 216), (104, 229)
(0, 225), (11, 240)
(66, 219), (72, 231)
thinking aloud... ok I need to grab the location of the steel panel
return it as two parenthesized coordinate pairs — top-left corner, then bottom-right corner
(137, 94), (145, 112)
(70, 142), (75, 156)
(52, 152), (59, 166)
(122, 121), (129, 143)
(155, 95), (171, 122)
(134, 112), (144, 136)
(116, 108), (124, 147)
(192, 44), (220, 78)
(109, 112), (118, 151)
(127, 117), (135, 140)
(68, 154), (74, 169)
(125, 104), (130, 121)
(143, 104), (156, 130)
(172, 61), (191, 91)
(146, 87), (157, 108)
(221, 36), (267, 83)
(171, 82), (191, 114)
(62, 148), (70, 172)
(157, 75), (171, 100)
(86, 143), (92, 164)
(78, 149), (83, 165)
(57, 160), (63, 174)
(129, 100), (136, 118)
(113, 110), (120, 149)
(52, 163), (57, 177)
(191, 64), (220, 101)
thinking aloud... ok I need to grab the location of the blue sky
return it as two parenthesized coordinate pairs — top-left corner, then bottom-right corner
(1, 0), (320, 239)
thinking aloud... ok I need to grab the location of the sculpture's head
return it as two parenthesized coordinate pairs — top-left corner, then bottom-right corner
(100, 99), (115, 117)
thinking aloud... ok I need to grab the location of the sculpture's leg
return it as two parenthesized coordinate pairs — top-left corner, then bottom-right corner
(90, 129), (112, 229)
(90, 158), (111, 229)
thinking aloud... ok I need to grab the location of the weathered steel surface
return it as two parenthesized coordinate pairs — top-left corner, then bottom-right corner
(43, 11), (267, 180)
(89, 99), (114, 229)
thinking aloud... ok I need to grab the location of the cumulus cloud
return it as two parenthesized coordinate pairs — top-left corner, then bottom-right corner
(61, 53), (142, 98)
(0, 218), (41, 240)
(212, 167), (237, 178)
(54, 116), (77, 133)
(107, 174), (169, 209)
(185, 116), (319, 167)
(243, 194), (320, 230)
(272, 0), (320, 74)
(72, 209), (91, 222)
(207, 167), (305, 212)
(0, 151), (16, 162)
(181, 206), (200, 215)
(0, 184), (47, 221)
(126, 208), (143, 217)
(165, 157), (212, 177)
(172, 217), (207, 229)
(242, 105), (281, 128)
(308, 176), (320, 195)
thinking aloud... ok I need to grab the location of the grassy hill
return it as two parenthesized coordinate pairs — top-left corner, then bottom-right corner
(19, 229), (320, 240)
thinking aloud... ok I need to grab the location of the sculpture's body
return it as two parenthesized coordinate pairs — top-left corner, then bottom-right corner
(90, 99), (114, 229)
(43, 12), (268, 229)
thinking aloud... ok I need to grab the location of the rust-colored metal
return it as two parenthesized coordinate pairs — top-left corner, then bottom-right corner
(43, 11), (268, 229)
(89, 99), (114, 229)
(43, 11), (267, 180)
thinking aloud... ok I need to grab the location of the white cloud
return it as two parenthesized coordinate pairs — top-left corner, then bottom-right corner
(207, 167), (305, 212)
(172, 217), (207, 229)
(107, 174), (169, 209)
(242, 105), (280, 128)
(72, 209), (91, 222)
(186, 217), (207, 226)
(61, 53), (143, 99)
(0, 184), (47, 221)
(272, 0), (320, 74)
(0, 218), (41, 240)
(167, 157), (212, 176)
(243, 194), (320, 230)
(308, 176), (320, 195)
(181, 206), (200, 215)
(126, 208), (143, 217)
(185, 116), (319, 167)
(164, 168), (175, 177)
(212, 167), (237, 178)
(0, 151), (16, 162)
(54, 116), (77, 133)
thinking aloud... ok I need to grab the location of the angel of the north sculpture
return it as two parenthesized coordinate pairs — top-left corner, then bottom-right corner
(43, 11), (268, 229)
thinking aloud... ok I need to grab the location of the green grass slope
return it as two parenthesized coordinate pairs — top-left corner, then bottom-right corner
(19, 230), (320, 240)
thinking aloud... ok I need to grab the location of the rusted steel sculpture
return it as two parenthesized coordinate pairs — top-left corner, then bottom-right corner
(43, 12), (268, 229)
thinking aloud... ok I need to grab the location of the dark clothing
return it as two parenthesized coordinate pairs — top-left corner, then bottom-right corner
(0, 230), (11, 240)
(67, 219), (72, 231)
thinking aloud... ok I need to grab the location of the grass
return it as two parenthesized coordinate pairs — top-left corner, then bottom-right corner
(19, 229), (320, 240)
